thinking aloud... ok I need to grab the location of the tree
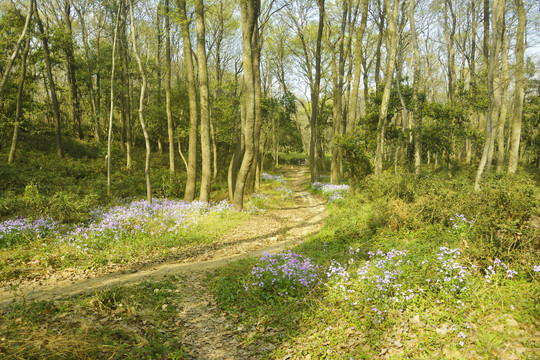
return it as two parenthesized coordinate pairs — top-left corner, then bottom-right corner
(129, 0), (152, 203)
(475, 0), (506, 190)
(165, 0), (175, 179)
(177, 0), (198, 201)
(61, 0), (83, 139)
(310, 0), (325, 183)
(35, 0), (63, 158)
(508, 0), (526, 173)
(195, 0), (212, 202)
(107, 2), (121, 196)
(233, 0), (260, 210)
(0, 0), (34, 101)
(347, 0), (369, 134)
(7, 33), (31, 164)
(410, 0), (422, 176)
(374, 0), (399, 175)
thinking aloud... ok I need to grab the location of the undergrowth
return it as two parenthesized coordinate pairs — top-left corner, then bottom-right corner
(211, 168), (540, 359)
(0, 278), (189, 359)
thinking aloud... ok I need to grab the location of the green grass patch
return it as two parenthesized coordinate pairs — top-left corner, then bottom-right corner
(209, 168), (540, 359)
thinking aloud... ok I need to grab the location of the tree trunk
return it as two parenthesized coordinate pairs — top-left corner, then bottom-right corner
(107, 3), (121, 196)
(0, 0), (34, 101)
(310, 0), (325, 183)
(507, 0), (525, 173)
(347, 0), (368, 134)
(8, 35), (31, 164)
(35, 0), (63, 158)
(178, 0), (198, 201)
(129, 0), (152, 203)
(195, 0), (211, 202)
(165, 0), (175, 179)
(475, 0), (506, 190)
(496, 21), (509, 173)
(246, 29), (263, 195)
(74, 3), (101, 142)
(374, 0), (399, 175)
(410, 0), (421, 176)
(62, 0), (83, 139)
(233, 0), (259, 210)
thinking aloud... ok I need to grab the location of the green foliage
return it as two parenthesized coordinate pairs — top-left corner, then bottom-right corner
(335, 133), (373, 191)
(211, 167), (539, 359)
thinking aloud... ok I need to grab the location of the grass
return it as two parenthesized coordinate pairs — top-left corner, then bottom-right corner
(210, 168), (540, 359)
(0, 277), (189, 359)
(1, 136), (539, 358)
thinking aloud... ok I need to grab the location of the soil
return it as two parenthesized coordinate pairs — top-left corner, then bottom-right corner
(0, 165), (328, 359)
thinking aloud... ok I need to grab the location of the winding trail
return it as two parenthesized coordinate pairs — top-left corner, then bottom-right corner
(0, 166), (327, 359)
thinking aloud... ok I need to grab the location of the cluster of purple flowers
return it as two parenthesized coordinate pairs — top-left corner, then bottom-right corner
(244, 250), (321, 298)
(450, 213), (476, 229)
(0, 217), (60, 248)
(58, 198), (236, 251)
(484, 257), (519, 283)
(261, 173), (287, 184)
(276, 186), (294, 200)
(311, 182), (350, 203)
(433, 247), (472, 295)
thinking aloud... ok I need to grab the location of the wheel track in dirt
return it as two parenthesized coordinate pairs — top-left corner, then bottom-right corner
(0, 166), (327, 359)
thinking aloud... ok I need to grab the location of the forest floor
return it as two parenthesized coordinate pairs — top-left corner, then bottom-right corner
(0, 165), (327, 359)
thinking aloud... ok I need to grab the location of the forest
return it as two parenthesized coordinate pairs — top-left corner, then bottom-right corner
(0, 0), (539, 358)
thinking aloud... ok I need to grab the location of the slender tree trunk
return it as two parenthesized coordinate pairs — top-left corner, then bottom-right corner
(508, 0), (525, 173)
(246, 29), (263, 194)
(374, 0), (385, 90)
(0, 0), (34, 100)
(310, 0), (325, 183)
(475, 0), (506, 190)
(35, 0), (63, 158)
(120, 1), (133, 171)
(347, 0), (368, 134)
(178, 0), (198, 201)
(129, 0), (152, 203)
(62, 0), (83, 139)
(410, 0), (421, 176)
(75, 4), (101, 142)
(496, 22), (509, 173)
(107, 4), (121, 196)
(233, 0), (259, 210)
(195, 0), (211, 202)
(444, 0), (456, 103)
(165, 0), (175, 179)
(8, 35), (31, 164)
(374, 0), (399, 175)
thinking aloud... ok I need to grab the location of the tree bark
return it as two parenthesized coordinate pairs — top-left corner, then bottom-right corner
(246, 28), (263, 194)
(310, 0), (325, 183)
(347, 0), (368, 134)
(178, 0), (198, 201)
(374, 0), (399, 175)
(107, 3), (121, 197)
(507, 0), (525, 173)
(62, 0), (83, 139)
(195, 0), (211, 202)
(35, 0), (63, 158)
(0, 0), (34, 101)
(475, 0), (506, 190)
(496, 21), (509, 173)
(8, 35), (31, 164)
(129, 0), (152, 203)
(165, 0), (175, 179)
(233, 0), (259, 210)
(74, 3), (101, 142)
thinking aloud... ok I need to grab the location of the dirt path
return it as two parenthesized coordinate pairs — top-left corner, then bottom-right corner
(0, 167), (327, 358)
